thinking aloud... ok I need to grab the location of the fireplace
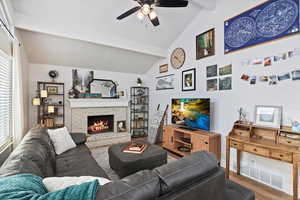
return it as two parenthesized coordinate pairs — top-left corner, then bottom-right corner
(88, 115), (114, 134)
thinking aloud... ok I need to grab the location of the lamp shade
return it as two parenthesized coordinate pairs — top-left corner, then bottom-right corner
(32, 98), (41, 106)
(48, 106), (55, 114)
(40, 90), (48, 98)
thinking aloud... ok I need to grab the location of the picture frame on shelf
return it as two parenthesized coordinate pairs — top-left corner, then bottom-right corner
(254, 105), (282, 128)
(46, 86), (59, 94)
(117, 121), (127, 132)
(196, 28), (215, 60)
(182, 68), (196, 91)
(159, 64), (168, 73)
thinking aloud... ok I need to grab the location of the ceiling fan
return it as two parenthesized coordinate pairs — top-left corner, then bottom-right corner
(117, 0), (189, 27)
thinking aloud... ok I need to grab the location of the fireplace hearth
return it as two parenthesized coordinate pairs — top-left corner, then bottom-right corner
(88, 115), (114, 134)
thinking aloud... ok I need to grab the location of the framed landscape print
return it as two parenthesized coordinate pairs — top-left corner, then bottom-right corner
(254, 105), (282, 128)
(196, 28), (215, 60)
(156, 74), (175, 90)
(219, 64), (232, 76)
(182, 68), (196, 91)
(224, 0), (299, 54)
(207, 79), (218, 91)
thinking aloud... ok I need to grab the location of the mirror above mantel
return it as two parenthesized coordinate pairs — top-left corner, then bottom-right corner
(88, 79), (118, 98)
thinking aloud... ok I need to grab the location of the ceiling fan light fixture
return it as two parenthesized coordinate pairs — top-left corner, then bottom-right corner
(137, 10), (145, 20)
(149, 9), (157, 20)
(141, 4), (151, 15)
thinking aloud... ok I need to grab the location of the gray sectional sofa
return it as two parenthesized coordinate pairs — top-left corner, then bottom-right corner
(0, 127), (254, 200)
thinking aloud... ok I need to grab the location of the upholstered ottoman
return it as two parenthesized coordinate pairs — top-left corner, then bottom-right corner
(108, 141), (167, 178)
(225, 179), (255, 200)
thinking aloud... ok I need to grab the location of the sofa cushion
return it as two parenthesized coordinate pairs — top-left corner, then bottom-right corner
(153, 151), (218, 195)
(0, 127), (56, 177)
(96, 170), (160, 200)
(71, 133), (87, 145)
(48, 127), (76, 155)
(55, 144), (109, 179)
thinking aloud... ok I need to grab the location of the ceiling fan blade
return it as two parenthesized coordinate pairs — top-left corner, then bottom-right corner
(117, 6), (141, 20)
(155, 0), (188, 7)
(149, 15), (160, 26)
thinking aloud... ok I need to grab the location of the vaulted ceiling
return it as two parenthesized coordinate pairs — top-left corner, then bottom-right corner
(11, 0), (216, 73)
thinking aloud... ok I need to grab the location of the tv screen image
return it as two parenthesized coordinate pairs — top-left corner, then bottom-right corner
(171, 98), (210, 131)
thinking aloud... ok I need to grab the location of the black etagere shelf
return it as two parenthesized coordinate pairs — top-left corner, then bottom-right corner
(37, 81), (65, 129)
(130, 87), (149, 138)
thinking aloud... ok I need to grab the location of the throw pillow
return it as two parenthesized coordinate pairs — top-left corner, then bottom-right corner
(43, 176), (111, 192)
(47, 127), (76, 155)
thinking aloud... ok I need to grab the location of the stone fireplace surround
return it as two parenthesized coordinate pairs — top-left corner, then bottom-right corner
(68, 99), (131, 147)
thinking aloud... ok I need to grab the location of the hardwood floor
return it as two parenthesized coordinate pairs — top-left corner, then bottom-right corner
(133, 137), (293, 200)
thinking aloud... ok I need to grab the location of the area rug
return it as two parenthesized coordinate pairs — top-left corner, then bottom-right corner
(90, 146), (177, 181)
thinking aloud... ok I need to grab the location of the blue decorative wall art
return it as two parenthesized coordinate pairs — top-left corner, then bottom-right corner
(224, 0), (299, 54)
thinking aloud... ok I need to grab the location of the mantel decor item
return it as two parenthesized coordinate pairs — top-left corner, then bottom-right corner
(182, 68), (196, 91)
(254, 105), (282, 128)
(196, 28), (215, 60)
(224, 0), (299, 54)
(170, 48), (186, 69)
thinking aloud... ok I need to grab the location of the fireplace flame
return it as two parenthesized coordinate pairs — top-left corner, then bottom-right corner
(88, 120), (110, 133)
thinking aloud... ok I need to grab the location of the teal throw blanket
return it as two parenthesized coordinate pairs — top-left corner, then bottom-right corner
(0, 174), (99, 200)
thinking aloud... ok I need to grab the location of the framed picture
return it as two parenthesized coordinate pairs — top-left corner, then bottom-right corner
(196, 28), (215, 60)
(207, 79), (218, 91)
(117, 121), (127, 132)
(219, 76), (232, 91)
(156, 74), (175, 90)
(182, 68), (196, 91)
(254, 105), (282, 128)
(159, 64), (168, 73)
(46, 86), (58, 94)
(206, 64), (218, 78)
(224, 0), (299, 54)
(219, 64), (232, 76)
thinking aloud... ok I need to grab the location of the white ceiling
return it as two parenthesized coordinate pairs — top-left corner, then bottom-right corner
(18, 29), (161, 74)
(11, 0), (216, 73)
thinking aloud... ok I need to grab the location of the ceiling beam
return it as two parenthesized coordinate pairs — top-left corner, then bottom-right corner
(190, 0), (216, 10)
(14, 13), (167, 58)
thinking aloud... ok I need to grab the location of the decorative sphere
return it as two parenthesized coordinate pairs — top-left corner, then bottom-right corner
(48, 70), (58, 80)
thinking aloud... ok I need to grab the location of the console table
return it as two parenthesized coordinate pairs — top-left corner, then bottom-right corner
(226, 121), (300, 200)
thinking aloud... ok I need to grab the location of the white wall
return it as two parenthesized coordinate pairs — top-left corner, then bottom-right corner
(145, 0), (300, 195)
(28, 63), (144, 130)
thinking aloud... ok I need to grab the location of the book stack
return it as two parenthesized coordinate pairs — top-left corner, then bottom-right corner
(123, 143), (148, 154)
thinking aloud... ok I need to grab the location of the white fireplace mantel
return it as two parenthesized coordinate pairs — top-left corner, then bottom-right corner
(68, 98), (129, 108)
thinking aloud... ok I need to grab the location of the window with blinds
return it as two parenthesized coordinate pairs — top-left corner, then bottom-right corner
(0, 50), (12, 147)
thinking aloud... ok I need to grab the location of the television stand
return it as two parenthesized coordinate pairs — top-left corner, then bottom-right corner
(163, 125), (221, 160)
(178, 126), (198, 131)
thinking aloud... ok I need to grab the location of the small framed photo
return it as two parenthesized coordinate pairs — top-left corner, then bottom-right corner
(46, 86), (59, 94)
(196, 28), (215, 60)
(117, 121), (127, 132)
(159, 64), (168, 73)
(254, 105), (282, 128)
(182, 68), (196, 91)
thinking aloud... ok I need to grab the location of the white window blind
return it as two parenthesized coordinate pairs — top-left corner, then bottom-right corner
(0, 50), (12, 147)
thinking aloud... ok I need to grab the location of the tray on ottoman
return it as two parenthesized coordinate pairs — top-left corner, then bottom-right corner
(108, 141), (167, 178)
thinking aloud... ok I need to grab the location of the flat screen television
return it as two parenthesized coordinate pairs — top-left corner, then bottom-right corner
(171, 98), (210, 131)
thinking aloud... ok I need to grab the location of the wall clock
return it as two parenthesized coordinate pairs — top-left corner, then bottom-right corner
(170, 48), (186, 69)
